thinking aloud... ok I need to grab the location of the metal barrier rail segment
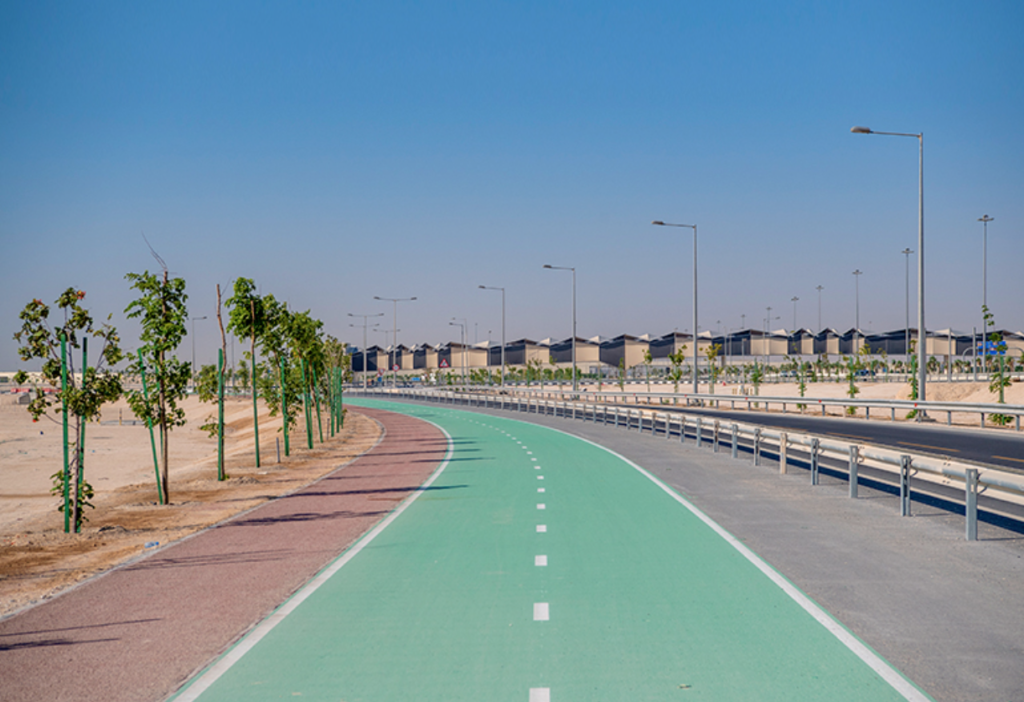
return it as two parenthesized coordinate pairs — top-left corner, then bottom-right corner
(353, 387), (1024, 542)
(393, 385), (1024, 431)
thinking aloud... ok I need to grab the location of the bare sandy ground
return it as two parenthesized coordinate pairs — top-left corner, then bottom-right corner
(0, 393), (381, 618)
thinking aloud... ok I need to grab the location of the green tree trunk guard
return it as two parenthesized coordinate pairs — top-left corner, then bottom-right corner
(138, 349), (165, 504)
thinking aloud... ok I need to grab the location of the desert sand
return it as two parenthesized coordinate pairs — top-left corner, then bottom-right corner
(0, 392), (381, 618)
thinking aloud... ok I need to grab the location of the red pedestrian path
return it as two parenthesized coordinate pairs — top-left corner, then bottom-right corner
(0, 408), (446, 702)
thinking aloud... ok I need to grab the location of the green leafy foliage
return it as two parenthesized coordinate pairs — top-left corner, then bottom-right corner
(124, 270), (191, 503)
(13, 288), (124, 530)
(983, 305), (1013, 425)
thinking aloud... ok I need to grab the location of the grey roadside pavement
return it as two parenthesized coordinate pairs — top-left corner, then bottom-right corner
(397, 398), (1024, 702)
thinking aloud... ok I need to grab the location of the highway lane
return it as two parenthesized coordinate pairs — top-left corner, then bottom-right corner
(173, 399), (928, 701)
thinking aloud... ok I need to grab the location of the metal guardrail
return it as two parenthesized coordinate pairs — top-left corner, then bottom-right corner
(353, 387), (1024, 542)
(406, 385), (1024, 431)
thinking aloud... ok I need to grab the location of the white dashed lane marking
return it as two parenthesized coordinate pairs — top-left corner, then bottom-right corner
(537, 503), (546, 510)
(535, 555), (547, 566)
(533, 603), (550, 621)
(536, 525), (547, 532)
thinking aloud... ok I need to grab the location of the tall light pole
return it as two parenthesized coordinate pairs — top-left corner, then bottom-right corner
(652, 221), (699, 395)
(901, 248), (913, 368)
(542, 265), (577, 392)
(979, 214), (994, 371)
(790, 297), (799, 331)
(190, 316), (208, 390)
(348, 313), (384, 391)
(851, 125), (927, 410)
(479, 285), (506, 386)
(449, 320), (466, 386)
(852, 269), (863, 353)
(374, 296), (416, 388)
(815, 285), (824, 332)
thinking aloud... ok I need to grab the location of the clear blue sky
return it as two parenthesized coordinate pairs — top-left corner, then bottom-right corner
(3, 0), (1022, 370)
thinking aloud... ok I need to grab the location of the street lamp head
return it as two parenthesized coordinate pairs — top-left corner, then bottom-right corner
(978, 214), (994, 223)
(542, 264), (553, 269)
(851, 126), (872, 134)
(651, 220), (665, 226)
(478, 285), (486, 289)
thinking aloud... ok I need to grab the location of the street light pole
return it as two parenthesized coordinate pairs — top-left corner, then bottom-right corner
(374, 296), (416, 389)
(815, 286), (824, 332)
(542, 265), (577, 392)
(979, 214), (993, 372)
(901, 248), (913, 368)
(852, 269), (863, 353)
(190, 316), (208, 391)
(479, 285), (506, 386)
(449, 320), (466, 386)
(348, 313), (384, 390)
(652, 221), (698, 395)
(851, 125), (927, 411)
(791, 297), (799, 331)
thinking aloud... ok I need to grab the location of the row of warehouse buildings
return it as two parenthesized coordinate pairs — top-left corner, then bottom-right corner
(351, 327), (1024, 376)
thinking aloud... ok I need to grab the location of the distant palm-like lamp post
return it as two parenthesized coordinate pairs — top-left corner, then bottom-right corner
(190, 316), (208, 391)
(348, 312), (384, 390)
(479, 285), (506, 386)
(652, 220), (698, 395)
(851, 125), (927, 412)
(374, 296), (416, 388)
(542, 265), (577, 392)
(791, 297), (799, 332)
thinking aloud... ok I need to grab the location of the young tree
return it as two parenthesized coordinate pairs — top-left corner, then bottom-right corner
(704, 343), (722, 394)
(642, 348), (653, 393)
(124, 270), (190, 504)
(983, 305), (1013, 425)
(13, 289), (124, 532)
(668, 346), (687, 395)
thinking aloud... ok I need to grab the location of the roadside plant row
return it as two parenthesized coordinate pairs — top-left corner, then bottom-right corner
(13, 272), (352, 533)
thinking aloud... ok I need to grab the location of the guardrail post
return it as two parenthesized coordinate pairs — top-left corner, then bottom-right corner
(965, 468), (979, 541)
(900, 455), (912, 516)
(810, 438), (819, 485)
(848, 445), (859, 498)
(731, 423), (738, 457)
(667, 415), (674, 439)
(679, 416), (686, 444)
(696, 418), (703, 448)
(714, 420), (720, 452)
(779, 432), (787, 474)
(753, 427), (761, 465)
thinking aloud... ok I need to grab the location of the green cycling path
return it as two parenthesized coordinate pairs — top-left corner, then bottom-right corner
(173, 399), (929, 701)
